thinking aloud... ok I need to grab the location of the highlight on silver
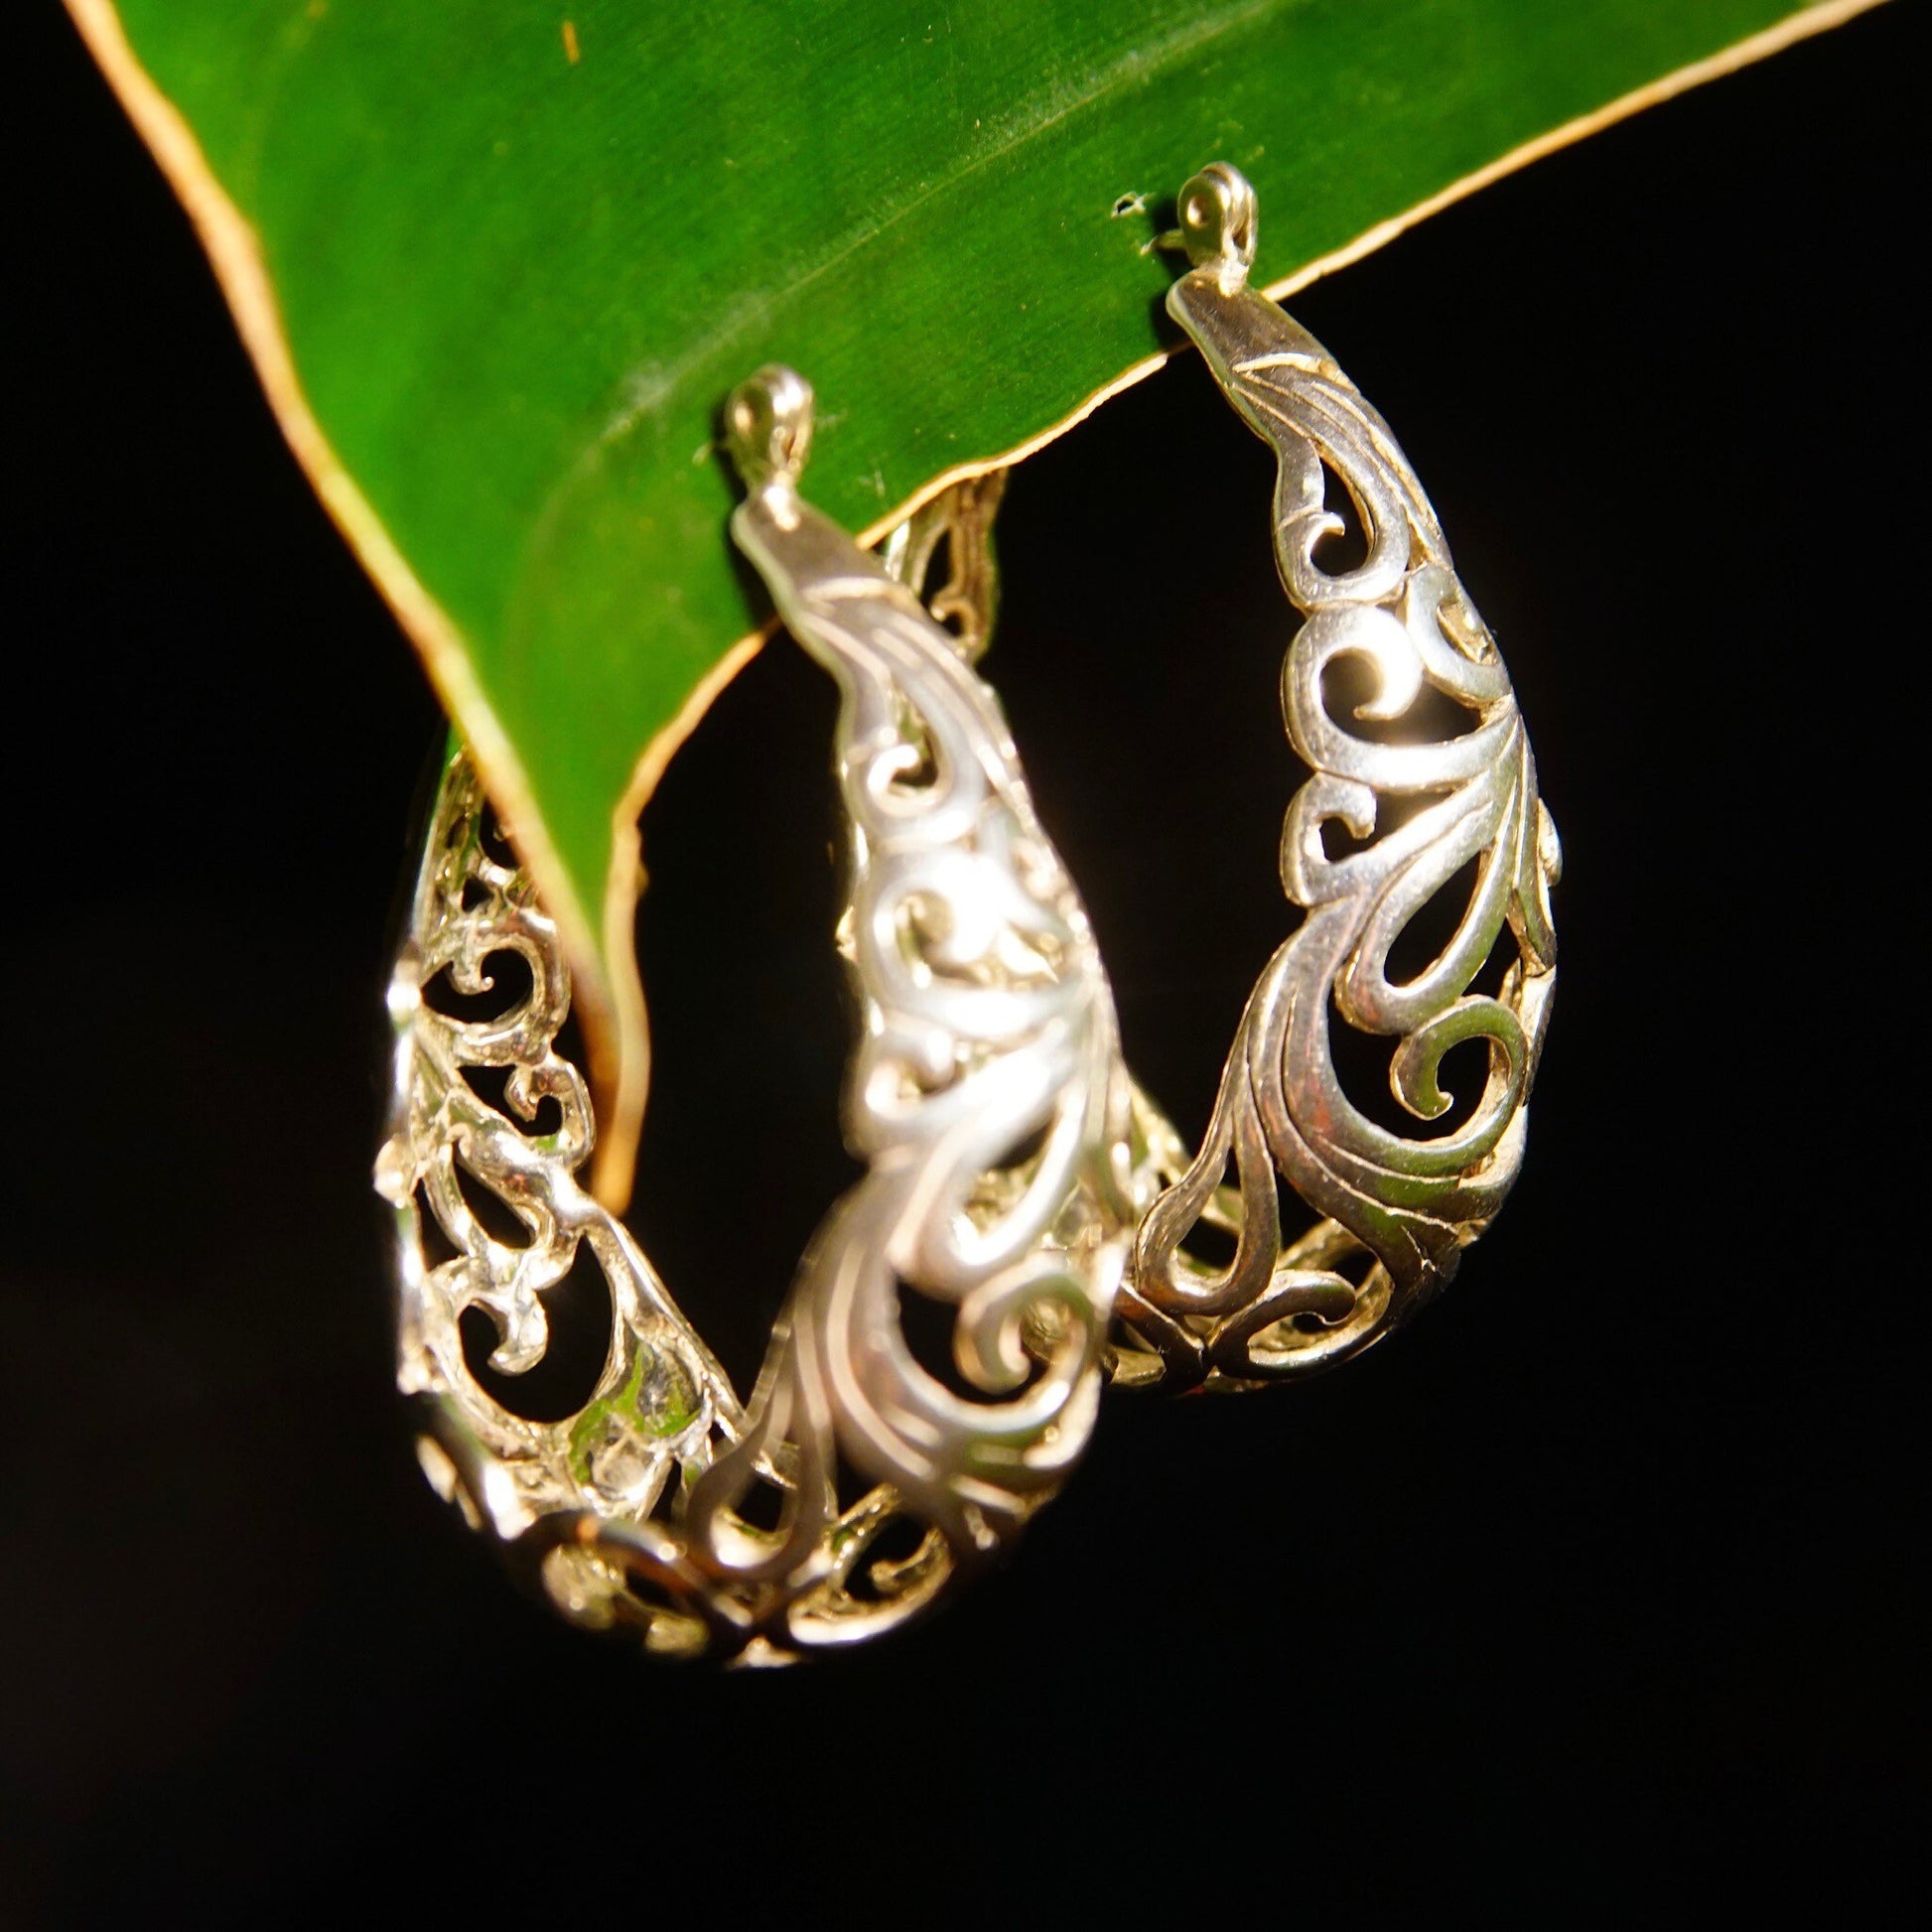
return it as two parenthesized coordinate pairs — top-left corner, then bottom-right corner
(376, 367), (1137, 1662)
(1114, 162), (1560, 1391)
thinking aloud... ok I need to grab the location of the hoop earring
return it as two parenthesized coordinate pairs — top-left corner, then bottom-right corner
(377, 366), (1135, 1661)
(1113, 165), (1561, 1393)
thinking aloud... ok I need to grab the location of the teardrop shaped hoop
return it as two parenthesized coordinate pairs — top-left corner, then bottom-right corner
(1114, 163), (1561, 1393)
(378, 370), (1136, 1660)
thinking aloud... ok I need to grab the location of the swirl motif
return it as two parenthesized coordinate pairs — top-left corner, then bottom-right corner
(1120, 165), (1560, 1391)
(377, 370), (1133, 1659)
(720, 366), (1137, 1584)
(377, 758), (752, 1655)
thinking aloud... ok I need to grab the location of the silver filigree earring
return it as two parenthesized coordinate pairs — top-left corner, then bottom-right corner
(1108, 165), (1562, 1392)
(376, 365), (1137, 1662)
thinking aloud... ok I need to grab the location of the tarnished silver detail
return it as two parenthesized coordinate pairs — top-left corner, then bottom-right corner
(1116, 164), (1560, 1392)
(376, 370), (1134, 1661)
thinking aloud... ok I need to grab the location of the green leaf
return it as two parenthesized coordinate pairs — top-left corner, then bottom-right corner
(70, 0), (1877, 1198)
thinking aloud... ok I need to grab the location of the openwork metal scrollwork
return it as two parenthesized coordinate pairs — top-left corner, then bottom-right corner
(724, 364), (1137, 1573)
(378, 367), (1135, 1661)
(1115, 164), (1561, 1392)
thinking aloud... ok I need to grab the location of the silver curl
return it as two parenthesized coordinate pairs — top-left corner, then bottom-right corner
(1118, 164), (1560, 1391)
(724, 364), (1137, 1565)
(377, 373), (1135, 1659)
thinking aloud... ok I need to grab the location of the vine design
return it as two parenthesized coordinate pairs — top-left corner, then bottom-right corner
(720, 365), (1137, 1589)
(378, 755), (756, 1656)
(1119, 165), (1560, 1390)
(378, 384), (1134, 1658)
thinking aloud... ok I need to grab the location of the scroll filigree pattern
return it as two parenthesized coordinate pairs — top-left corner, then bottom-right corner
(378, 385), (1133, 1659)
(723, 365), (1137, 1582)
(1118, 165), (1560, 1391)
(378, 759), (764, 1653)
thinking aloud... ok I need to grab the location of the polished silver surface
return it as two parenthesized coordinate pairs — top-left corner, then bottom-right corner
(724, 362), (1137, 1571)
(377, 754), (748, 1657)
(1115, 165), (1561, 1391)
(377, 369), (1136, 1661)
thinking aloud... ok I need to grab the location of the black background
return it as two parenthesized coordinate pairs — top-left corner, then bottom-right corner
(4, 3), (1919, 1920)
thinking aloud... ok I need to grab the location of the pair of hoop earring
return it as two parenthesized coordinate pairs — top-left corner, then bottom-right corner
(376, 165), (1561, 1663)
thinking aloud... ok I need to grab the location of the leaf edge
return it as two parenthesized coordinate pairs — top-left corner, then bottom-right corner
(65, 0), (1889, 1208)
